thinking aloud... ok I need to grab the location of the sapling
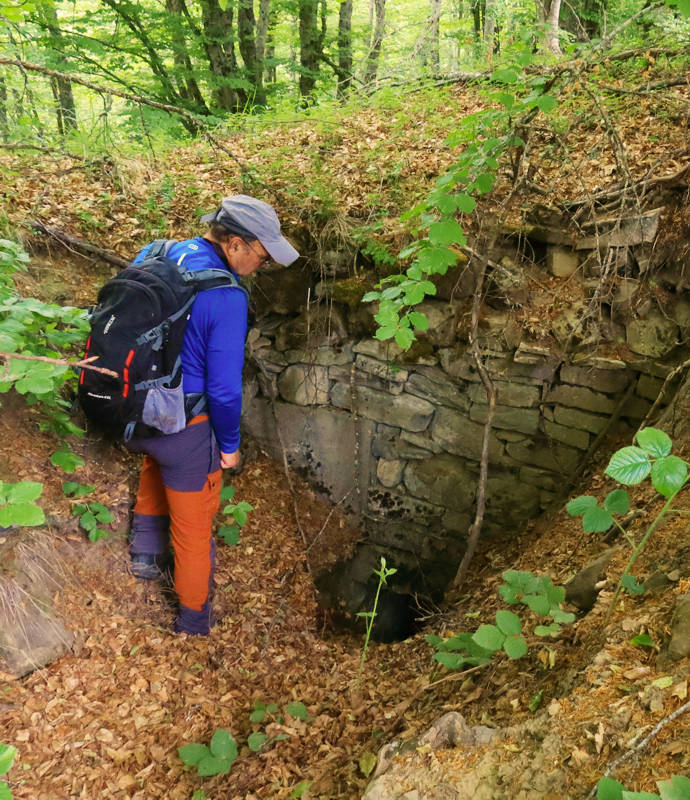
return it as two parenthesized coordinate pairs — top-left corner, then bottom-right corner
(218, 485), (253, 546)
(566, 427), (688, 621)
(356, 556), (397, 686)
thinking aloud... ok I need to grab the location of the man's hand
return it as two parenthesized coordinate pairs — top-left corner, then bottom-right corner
(220, 450), (240, 469)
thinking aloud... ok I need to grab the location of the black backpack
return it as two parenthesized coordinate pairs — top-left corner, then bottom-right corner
(78, 239), (246, 441)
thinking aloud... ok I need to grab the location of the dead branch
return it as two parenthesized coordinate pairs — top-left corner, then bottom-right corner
(0, 351), (118, 378)
(0, 57), (245, 169)
(636, 358), (690, 435)
(28, 220), (130, 268)
(600, 73), (690, 94)
(587, 700), (690, 797)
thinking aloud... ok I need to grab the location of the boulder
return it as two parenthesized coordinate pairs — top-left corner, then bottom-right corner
(626, 311), (679, 358)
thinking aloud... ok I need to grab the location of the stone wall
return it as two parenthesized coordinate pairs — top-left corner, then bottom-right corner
(242, 205), (688, 604)
(243, 327), (679, 600)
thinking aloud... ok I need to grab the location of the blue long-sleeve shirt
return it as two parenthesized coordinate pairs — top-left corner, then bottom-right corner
(134, 237), (248, 452)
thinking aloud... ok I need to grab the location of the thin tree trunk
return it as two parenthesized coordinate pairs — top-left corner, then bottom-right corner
(483, 0), (497, 47)
(363, 0), (386, 87)
(0, 71), (8, 142)
(472, 0), (484, 39)
(298, 0), (321, 102)
(238, 0), (266, 105)
(49, 77), (64, 135)
(165, 0), (210, 112)
(545, 0), (562, 53)
(256, 0), (271, 66)
(38, 1), (78, 132)
(337, 0), (353, 97)
(429, 0), (442, 76)
(198, 0), (246, 111)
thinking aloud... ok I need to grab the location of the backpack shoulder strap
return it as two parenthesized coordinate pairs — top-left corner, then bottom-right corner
(145, 239), (177, 260)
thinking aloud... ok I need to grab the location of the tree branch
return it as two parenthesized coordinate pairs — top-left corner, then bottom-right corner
(0, 352), (118, 378)
(27, 221), (130, 268)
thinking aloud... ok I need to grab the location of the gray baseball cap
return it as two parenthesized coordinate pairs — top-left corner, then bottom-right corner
(200, 194), (300, 266)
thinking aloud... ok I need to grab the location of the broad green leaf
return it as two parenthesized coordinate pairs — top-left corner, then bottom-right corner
(658, 775), (690, 800)
(605, 447), (651, 485)
(566, 495), (597, 516)
(5, 481), (43, 503)
(94, 507), (114, 524)
(0, 503), (45, 527)
(597, 777), (625, 800)
(551, 608), (575, 624)
(636, 427), (672, 458)
(0, 744), (17, 775)
(621, 792), (660, 799)
(210, 730), (237, 761)
(79, 511), (98, 531)
(493, 67), (519, 84)
(434, 652), (473, 669)
(417, 245), (458, 273)
(499, 584), (519, 604)
(495, 609), (521, 636)
(456, 193), (476, 213)
(407, 311), (429, 331)
(425, 633), (444, 647)
(247, 732), (268, 752)
(497, 91), (515, 108)
(395, 327), (415, 351)
(604, 489), (630, 515)
(433, 193), (459, 214)
(429, 220), (465, 246)
(0, 783), (11, 800)
(621, 574), (645, 595)
(503, 634), (528, 659)
(672, 0), (690, 16)
(191, 791), (207, 800)
(472, 624), (505, 652)
(286, 701), (308, 721)
(472, 173), (495, 194)
(534, 94), (558, 112)
(220, 486), (235, 501)
(178, 743), (209, 766)
(374, 326), (397, 341)
(651, 456), (688, 498)
(535, 623), (562, 637)
(197, 755), (231, 776)
(582, 505), (614, 533)
(233, 509), (248, 526)
(63, 482), (94, 497)
(50, 448), (85, 474)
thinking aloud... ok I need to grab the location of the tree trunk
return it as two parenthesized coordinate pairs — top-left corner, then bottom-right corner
(536, 0), (562, 53)
(363, 0), (386, 87)
(337, 0), (353, 97)
(198, 0), (247, 112)
(472, 0), (483, 39)
(38, 1), (78, 132)
(298, 0), (321, 102)
(483, 0), (496, 47)
(0, 71), (8, 142)
(256, 0), (271, 70)
(165, 0), (210, 113)
(238, 0), (266, 105)
(428, 0), (442, 76)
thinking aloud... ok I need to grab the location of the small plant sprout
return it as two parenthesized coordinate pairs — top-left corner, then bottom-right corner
(63, 483), (114, 542)
(596, 773), (690, 800)
(178, 729), (237, 777)
(566, 427), (688, 621)
(426, 570), (575, 671)
(356, 556), (397, 686)
(218, 485), (253, 546)
(247, 700), (309, 752)
(0, 742), (17, 800)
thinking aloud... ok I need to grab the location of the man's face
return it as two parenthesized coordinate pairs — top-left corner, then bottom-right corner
(227, 237), (271, 276)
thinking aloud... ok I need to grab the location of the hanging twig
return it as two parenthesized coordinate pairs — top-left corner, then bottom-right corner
(0, 352), (118, 377)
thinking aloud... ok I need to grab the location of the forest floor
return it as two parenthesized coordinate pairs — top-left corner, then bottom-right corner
(0, 372), (688, 799)
(0, 47), (689, 800)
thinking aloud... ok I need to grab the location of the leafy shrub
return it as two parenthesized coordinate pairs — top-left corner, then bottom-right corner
(64, 482), (114, 542)
(178, 729), (237, 777)
(218, 486), (253, 546)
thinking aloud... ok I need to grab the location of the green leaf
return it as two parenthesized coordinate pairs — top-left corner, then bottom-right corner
(651, 675), (673, 689)
(472, 624), (505, 652)
(651, 456), (688, 498)
(456, 193), (476, 213)
(523, 593), (551, 616)
(534, 94), (558, 112)
(605, 447), (651, 485)
(629, 633), (654, 647)
(178, 743), (209, 766)
(5, 481), (43, 503)
(79, 511), (98, 531)
(191, 791), (207, 800)
(658, 775), (690, 800)
(359, 751), (377, 777)
(604, 490), (630, 515)
(291, 780), (312, 798)
(551, 608), (575, 624)
(218, 525), (240, 545)
(0, 744), (17, 776)
(0, 503), (45, 527)
(362, 291), (380, 303)
(472, 173), (495, 194)
(94, 507), (114, 524)
(582, 505), (614, 533)
(428, 220), (465, 246)
(535, 623), (562, 637)
(621, 791), (659, 799)
(495, 609), (521, 636)
(621, 574), (645, 595)
(566, 495), (598, 516)
(394, 327), (415, 351)
(636, 427), (672, 458)
(407, 311), (429, 331)
(0, 783), (11, 800)
(209, 729), (237, 761)
(374, 326), (397, 342)
(503, 634), (528, 659)
(50, 448), (85, 474)
(63, 482), (94, 497)
(597, 777), (625, 800)
(493, 67), (519, 84)
(247, 732), (268, 752)
(220, 486), (235, 501)
(197, 755), (231, 776)
(528, 690), (543, 711)
(416, 245), (458, 273)
(286, 701), (308, 721)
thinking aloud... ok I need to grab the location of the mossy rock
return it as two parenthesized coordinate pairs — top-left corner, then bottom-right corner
(330, 278), (372, 309)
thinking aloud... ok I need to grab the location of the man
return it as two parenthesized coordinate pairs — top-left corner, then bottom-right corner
(126, 195), (299, 635)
